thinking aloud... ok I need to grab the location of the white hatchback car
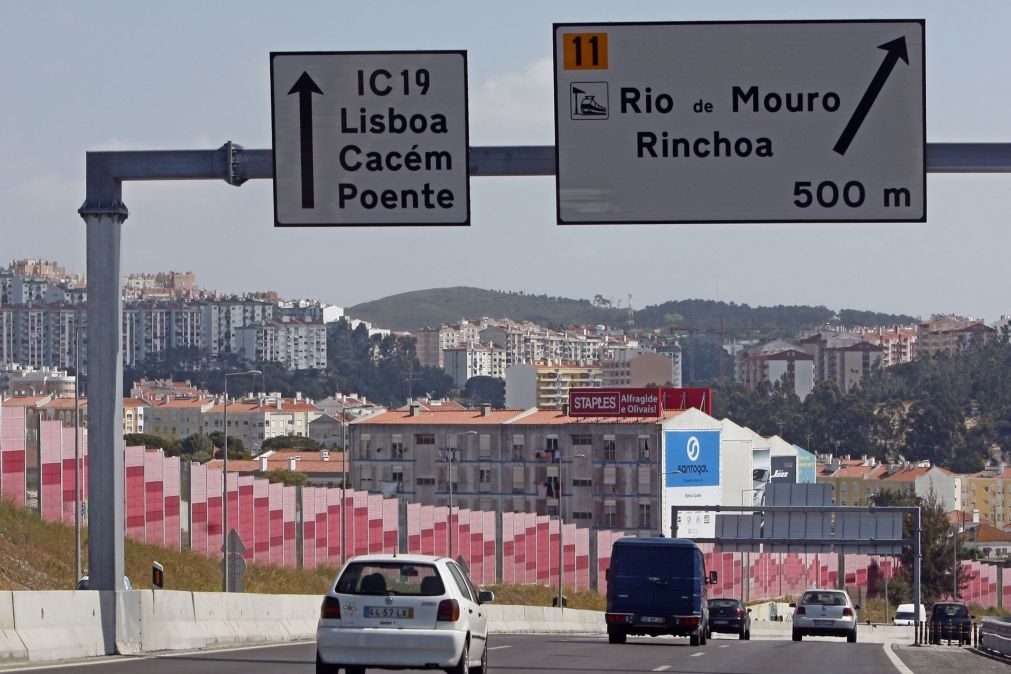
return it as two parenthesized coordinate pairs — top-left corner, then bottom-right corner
(316, 554), (493, 674)
(790, 589), (859, 643)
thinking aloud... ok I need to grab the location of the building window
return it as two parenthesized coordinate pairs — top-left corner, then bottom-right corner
(604, 501), (617, 527)
(479, 468), (491, 484)
(546, 437), (559, 452)
(391, 441), (405, 458)
(547, 504), (558, 517)
(572, 511), (593, 521)
(416, 477), (435, 486)
(392, 466), (404, 483)
(638, 436), (651, 461)
(638, 503), (652, 528)
(572, 434), (592, 446)
(604, 439), (616, 461)
(512, 436), (525, 461)
(572, 478), (592, 487)
(416, 433), (435, 445)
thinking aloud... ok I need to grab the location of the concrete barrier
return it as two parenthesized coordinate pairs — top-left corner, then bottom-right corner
(12, 591), (106, 662)
(136, 591), (207, 653)
(978, 617), (1011, 658)
(0, 592), (27, 664)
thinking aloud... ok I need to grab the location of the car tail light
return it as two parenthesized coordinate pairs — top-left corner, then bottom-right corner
(320, 596), (341, 620)
(842, 608), (854, 617)
(795, 607), (806, 616)
(437, 599), (460, 622)
(605, 613), (632, 624)
(736, 608), (745, 618)
(674, 616), (700, 627)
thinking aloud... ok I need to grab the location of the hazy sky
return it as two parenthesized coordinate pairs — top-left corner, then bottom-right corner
(2, 2), (1010, 322)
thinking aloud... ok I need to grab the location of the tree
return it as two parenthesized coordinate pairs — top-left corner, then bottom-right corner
(208, 432), (250, 460)
(462, 376), (505, 408)
(870, 489), (968, 605)
(180, 433), (213, 456)
(123, 432), (181, 456)
(261, 435), (321, 451)
(265, 469), (308, 487)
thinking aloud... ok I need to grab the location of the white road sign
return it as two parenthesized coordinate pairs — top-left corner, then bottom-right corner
(271, 51), (470, 226)
(554, 21), (925, 224)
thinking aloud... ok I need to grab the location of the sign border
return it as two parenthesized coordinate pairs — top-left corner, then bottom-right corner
(270, 50), (471, 228)
(553, 19), (926, 225)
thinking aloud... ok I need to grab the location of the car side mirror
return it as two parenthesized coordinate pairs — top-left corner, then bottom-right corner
(746, 608), (752, 614)
(854, 604), (861, 610)
(789, 603), (796, 608)
(478, 590), (495, 604)
(709, 571), (718, 585)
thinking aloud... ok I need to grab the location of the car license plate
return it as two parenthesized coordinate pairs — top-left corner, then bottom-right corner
(712, 619), (728, 625)
(814, 620), (834, 626)
(640, 616), (666, 624)
(365, 606), (413, 619)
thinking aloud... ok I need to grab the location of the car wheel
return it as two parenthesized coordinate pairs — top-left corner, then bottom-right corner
(447, 639), (469, 674)
(607, 627), (626, 644)
(315, 651), (341, 674)
(700, 625), (707, 645)
(792, 629), (802, 642)
(690, 631), (700, 646)
(745, 629), (751, 641)
(847, 629), (857, 644)
(474, 639), (488, 674)
(739, 627), (746, 640)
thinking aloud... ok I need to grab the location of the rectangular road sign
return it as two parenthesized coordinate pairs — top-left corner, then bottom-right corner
(554, 21), (925, 224)
(271, 51), (470, 226)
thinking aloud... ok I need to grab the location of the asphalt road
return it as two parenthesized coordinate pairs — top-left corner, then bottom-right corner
(0, 634), (999, 674)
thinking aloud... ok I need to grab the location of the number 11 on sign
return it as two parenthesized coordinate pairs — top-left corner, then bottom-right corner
(563, 33), (608, 69)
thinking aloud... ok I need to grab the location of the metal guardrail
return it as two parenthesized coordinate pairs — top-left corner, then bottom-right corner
(977, 617), (1011, 659)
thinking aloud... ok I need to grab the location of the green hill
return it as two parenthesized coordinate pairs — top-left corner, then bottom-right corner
(349, 287), (919, 336)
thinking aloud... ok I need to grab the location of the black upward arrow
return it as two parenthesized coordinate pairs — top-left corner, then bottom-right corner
(833, 37), (909, 156)
(288, 71), (324, 209)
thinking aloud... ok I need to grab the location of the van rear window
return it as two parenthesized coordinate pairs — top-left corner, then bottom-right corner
(335, 562), (444, 596)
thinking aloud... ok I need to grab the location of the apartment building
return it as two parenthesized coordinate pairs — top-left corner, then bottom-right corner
(798, 332), (884, 391)
(918, 322), (997, 358)
(857, 327), (918, 367)
(348, 405), (662, 532)
(504, 363), (603, 409)
(817, 456), (960, 513)
(960, 464), (1011, 527)
(0, 365), (75, 396)
(601, 349), (681, 388)
(236, 317), (327, 371)
(442, 343), (507, 386)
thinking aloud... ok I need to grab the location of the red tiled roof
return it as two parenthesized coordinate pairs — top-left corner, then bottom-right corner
(354, 409), (524, 426)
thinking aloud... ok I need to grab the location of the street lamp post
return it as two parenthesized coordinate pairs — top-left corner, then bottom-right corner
(558, 451), (586, 610)
(740, 488), (763, 603)
(74, 325), (85, 586)
(222, 369), (262, 593)
(447, 431), (478, 558)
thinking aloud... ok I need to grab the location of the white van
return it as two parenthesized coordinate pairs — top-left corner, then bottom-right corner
(893, 603), (926, 625)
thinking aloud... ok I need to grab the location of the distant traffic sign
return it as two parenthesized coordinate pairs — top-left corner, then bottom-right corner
(554, 21), (925, 224)
(271, 51), (470, 226)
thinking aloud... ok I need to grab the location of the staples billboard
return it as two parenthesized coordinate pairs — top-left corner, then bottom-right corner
(568, 388), (661, 417)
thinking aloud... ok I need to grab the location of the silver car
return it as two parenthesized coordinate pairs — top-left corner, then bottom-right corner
(316, 554), (493, 674)
(790, 589), (859, 643)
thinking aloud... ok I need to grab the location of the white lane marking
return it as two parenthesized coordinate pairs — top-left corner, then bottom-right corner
(488, 645), (512, 650)
(691, 652), (704, 657)
(882, 643), (915, 674)
(653, 666), (672, 672)
(719, 644), (730, 648)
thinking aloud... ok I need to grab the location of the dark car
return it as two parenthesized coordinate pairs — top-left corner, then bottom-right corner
(707, 598), (751, 639)
(929, 601), (972, 645)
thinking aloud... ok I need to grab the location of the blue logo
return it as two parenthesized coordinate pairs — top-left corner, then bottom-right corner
(664, 430), (720, 487)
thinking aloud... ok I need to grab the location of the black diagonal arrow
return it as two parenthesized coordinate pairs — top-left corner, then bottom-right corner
(287, 71), (324, 209)
(833, 37), (909, 156)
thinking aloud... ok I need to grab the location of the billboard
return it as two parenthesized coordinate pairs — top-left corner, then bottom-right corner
(664, 430), (720, 487)
(770, 455), (797, 483)
(661, 387), (713, 416)
(663, 429), (721, 539)
(568, 388), (661, 417)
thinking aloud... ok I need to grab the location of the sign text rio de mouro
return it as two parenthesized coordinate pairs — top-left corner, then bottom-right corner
(270, 51), (470, 226)
(553, 21), (925, 224)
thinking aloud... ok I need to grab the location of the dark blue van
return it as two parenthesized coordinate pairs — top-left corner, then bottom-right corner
(605, 537), (716, 645)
